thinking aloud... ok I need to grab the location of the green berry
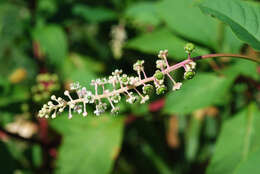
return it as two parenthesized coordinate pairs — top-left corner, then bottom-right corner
(184, 43), (195, 53)
(154, 70), (164, 80)
(121, 76), (128, 83)
(184, 71), (195, 80)
(143, 84), (154, 95)
(156, 85), (167, 95)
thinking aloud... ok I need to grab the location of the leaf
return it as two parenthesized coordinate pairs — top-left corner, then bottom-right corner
(73, 4), (117, 23)
(156, 0), (218, 49)
(32, 25), (68, 67)
(125, 2), (161, 27)
(199, 0), (260, 51)
(126, 28), (209, 60)
(51, 114), (124, 174)
(164, 73), (231, 114)
(206, 103), (260, 174)
(185, 115), (203, 161)
(61, 54), (98, 91)
(223, 59), (259, 80)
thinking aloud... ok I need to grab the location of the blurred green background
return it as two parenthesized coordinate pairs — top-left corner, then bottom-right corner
(0, 0), (260, 174)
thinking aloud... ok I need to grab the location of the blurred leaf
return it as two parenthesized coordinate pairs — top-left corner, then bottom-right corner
(73, 4), (117, 23)
(206, 103), (260, 174)
(61, 55), (98, 90)
(126, 28), (209, 60)
(157, 0), (218, 49)
(199, 0), (260, 51)
(50, 114), (124, 174)
(0, 141), (20, 174)
(223, 59), (259, 80)
(125, 2), (161, 27)
(0, 3), (27, 42)
(32, 25), (68, 67)
(164, 73), (231, 114)
(69, 53), (105, 73)
(185, 115), (203, 161)
(141, 143), (172, 174)
(221, 26), (243, 53)
(0, 85), (30, 107)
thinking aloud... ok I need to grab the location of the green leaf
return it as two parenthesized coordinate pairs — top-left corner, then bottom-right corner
(32, 25), (68, 67)
(199, 0), (260, 51)
(73, 4), (117, 23)
(157, 0), (218, 49)
(164, 73), (231, 114)
(185, 115), (203, 161)
(206, 103), (260, 174)
(126, 28), (209, 60)
(51, 114), (124, 174)
(125, 2), (161, 27)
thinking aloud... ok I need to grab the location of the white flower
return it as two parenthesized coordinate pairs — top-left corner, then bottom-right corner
(111, 107), (120, 114)
(158, 50), (168, 59)
(94, 102), (107, 116)
(112, 69), (122, 76)
(126, 92), (137, 104)
(70, 82), (81, 90)
(185, 61), (196, 71)
(173, 82), (182, 91)
(156, 60), (167, 69)
(111, 94), (121, 103)
(133, 60), (144, 72)
(140, 95), (149, 104)
(74, 104), (82, 114)
(77, 87), (87, 98)
(94, 109), (102, 116)
(84, 91), (95, 103)
(108, 75), (118, 84)
(129, 76), (139, 85)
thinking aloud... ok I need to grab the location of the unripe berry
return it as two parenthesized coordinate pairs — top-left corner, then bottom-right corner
(184, 43), (195, 54)
(156, 85), (167, 95)
(142, 84), (154, 95)
(154, 70), (164, 80)
(184, 71), (195, 80)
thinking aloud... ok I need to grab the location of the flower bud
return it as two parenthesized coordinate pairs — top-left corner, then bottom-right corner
(184, 43), (195, 54)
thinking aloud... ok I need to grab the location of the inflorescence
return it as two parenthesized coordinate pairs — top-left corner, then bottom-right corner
(38, 43), (197, 119)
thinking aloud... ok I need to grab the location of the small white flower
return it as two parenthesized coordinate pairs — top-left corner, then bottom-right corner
(84, 91), (95, 103)
(74, 104), (82, 114)
(112, 69), (122, 76)
(140, 95), (149, 104)
(133, 60), (144, 72)
(94, 102), (107, 116)
(111, 107), (120, 114)
(173, 82), (182, 91)
(156, 60), (167, 69)
(126, 92), (137, 104)
(77, 87), (87, 98)
(185, 61), (196, 71)
(94, 109), (101, 116)
(158, 49), (168, 59)
(70, 82), (81, 90)
(108, 75), (118, 84)
(111, 94), (121, 103)
(129, 76), (139, 85)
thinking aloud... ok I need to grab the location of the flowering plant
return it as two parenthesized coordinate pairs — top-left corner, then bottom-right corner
(38, 43), (258, 119)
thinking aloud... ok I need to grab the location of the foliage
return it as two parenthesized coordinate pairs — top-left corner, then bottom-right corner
(0, 0), (259, 174)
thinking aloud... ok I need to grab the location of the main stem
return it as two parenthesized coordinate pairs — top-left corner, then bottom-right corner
(70, 53), (259, 103)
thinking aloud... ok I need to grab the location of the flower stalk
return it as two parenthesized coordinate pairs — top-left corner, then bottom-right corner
(38, 43), (259, 119)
